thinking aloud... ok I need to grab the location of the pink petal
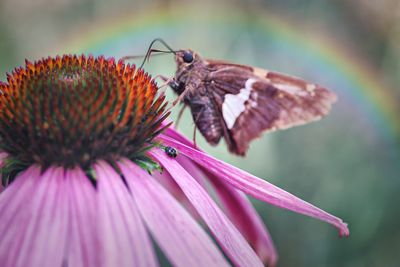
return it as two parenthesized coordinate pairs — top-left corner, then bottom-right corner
(202, 167), (277, 266)
(158, 134), (350, 237)
(0, 166), (40, 214)
(175, 156), (207, 188)
(152, 167), (201, 221)
(150, 149), (264, 267)
(94, 161), (159, 267)
(0, 166), (42, 265)
(119, 159), (230, 267)
(0, 167), (69, 267)
(0, 153), (7, 193)
(163, 129), (278, 265)
(64, 167), (101, 267)
(163, 125), (194, 147)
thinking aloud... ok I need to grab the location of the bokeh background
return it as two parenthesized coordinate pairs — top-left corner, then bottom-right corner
(1, 0), (399, 266)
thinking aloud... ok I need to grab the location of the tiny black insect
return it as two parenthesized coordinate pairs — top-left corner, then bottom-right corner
(164, 146), (178, 158)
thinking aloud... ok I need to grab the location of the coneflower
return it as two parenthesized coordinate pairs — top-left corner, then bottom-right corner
(0, 55), (348, 267)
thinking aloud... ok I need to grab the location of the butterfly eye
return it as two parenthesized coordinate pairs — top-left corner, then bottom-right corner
(182, 51), (194, 63)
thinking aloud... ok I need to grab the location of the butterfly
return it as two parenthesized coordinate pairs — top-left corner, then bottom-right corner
(168, 49), (337, 156)
(124, 39), (337, 156)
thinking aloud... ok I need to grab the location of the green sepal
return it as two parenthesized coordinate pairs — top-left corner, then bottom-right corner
(1, 157), (30, 187)
(134, 155), (162, 174)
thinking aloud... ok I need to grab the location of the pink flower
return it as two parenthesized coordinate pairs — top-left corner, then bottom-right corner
(0, 55), (348, 267)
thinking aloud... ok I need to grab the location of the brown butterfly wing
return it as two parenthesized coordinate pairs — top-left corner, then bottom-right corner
(205, 60), (337, 155)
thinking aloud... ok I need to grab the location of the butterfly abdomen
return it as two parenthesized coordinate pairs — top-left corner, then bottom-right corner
(186, 93), (223, 145)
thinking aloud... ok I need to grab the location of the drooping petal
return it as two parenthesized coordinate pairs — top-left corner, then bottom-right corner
(175, 156), (207, 187)
(119, 159), (231, 267)
(158, 135), (350, 237)
(0, 167), (69, 267)
(211, 179), (277, 266)
(64, 167), (101, 267)
(177, 155), (277, 265)
(94, 161), (159, 267)
(150, 150), (264, 267)
(152, 168), (201, 220)
(162, 124), (193, 147)
(163, 129), (278, 265)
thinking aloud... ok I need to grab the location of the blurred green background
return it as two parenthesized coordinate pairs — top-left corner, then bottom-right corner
(1, 0), (399, 266)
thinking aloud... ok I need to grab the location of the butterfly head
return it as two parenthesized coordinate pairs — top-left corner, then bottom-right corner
(171, 49), (206, 96)
(175, 49), (201, 67)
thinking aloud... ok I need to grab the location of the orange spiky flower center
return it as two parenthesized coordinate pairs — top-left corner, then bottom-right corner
(0, 55), (169, 185)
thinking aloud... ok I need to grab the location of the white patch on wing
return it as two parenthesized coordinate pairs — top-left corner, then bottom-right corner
(253, 67), (269, 78)
(274, 83), (308, 96)
(306, 83), (316, 96)
(222, 78), (256, 129)
(306, 83), (316, 92)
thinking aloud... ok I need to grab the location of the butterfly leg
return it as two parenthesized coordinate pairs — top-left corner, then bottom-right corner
(193, 123), (198, 149)
(191, 106), (206, 149)
(171, 88), (188, 107)
(152, 75), (175, 93)
(174, 104), (187, 129)
(166, 86), (188, 113)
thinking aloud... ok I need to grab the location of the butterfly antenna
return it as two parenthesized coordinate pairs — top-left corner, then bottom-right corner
(139, 38), (178, 69)
(121, 49), (172, 61)
(148, 38), (177, 55)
